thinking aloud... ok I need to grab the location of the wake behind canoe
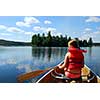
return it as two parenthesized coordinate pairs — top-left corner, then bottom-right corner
(36, 65), (100, 83)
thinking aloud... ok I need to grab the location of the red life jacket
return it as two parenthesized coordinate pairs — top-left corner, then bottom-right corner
(68, 47), (84, 70)
(65, 47), (86, 78)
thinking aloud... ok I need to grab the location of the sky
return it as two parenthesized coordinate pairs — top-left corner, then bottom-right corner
(0, 16), (100, 42)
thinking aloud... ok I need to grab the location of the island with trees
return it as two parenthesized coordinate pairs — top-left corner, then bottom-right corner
(32, 31), (93, 47)
(0, 31), (97, 47)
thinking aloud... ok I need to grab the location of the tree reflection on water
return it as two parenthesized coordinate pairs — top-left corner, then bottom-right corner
(32, 47), (67, 62)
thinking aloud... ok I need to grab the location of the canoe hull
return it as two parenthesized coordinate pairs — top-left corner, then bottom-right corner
(37, 65), (100, 83)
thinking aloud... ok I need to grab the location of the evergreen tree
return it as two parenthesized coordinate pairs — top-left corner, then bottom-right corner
(46, 31), (52, 47)
(88, 37), (93, 47)
(74, 38), (80, 48)
(83, 40), (88, 47)
(55, 36), (60, 46)
(31, 34), (38, 46)
(51, 36), (56, 46)
(41, 33), (46, 46)
(63, 35), (68, 47)
(59, 35), (64, 47)
(37, 34), (42, 46)
(67, 37), (71, 43)
(79, 40), (83, 47)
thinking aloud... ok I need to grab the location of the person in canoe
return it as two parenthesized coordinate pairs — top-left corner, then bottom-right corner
(58, 39), (87, 82)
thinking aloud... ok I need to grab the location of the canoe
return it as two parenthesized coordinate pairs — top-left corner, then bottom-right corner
(36, 65), (100, 83)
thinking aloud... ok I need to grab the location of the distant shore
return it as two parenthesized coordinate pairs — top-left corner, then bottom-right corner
(0, 39), (100, 46)
(93, 43), (100, 46)
(0, 39), (31, 46)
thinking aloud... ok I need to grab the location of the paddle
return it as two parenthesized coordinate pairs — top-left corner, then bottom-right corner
(17, 69), (50, 83)
(17, 61), (63, 83)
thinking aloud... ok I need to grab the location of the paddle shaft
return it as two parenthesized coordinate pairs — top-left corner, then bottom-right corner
(17, 61), (64, 83)
(17, 69), (48, 82)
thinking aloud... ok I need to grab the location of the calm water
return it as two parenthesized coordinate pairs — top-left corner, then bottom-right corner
(0, 46), (100, 83)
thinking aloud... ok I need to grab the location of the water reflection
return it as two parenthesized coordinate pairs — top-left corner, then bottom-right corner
(17, 64), (33, 73)
(84, 46), (100, 77)
(32, 47), (67, 62)
(88, 47), (92, 57)
(47, 47), (52, 61)
(1, 46), (100, 82)
(86, 47), (92, 63)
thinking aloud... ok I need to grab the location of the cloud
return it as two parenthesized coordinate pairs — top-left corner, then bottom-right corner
(80, 31), (100, 42)
(84, 28), (92, 31)
(96, 27), (100, 30)
(24, 17), (40, 24)
(46, 27), (56, 32)
(52, 32), (63, 36)
(73, 32), (79, 34)
(83, 31), (87, 34)
(16, 17), (40, 27)
(24, 32), (36, 35)
(45, 28), (58, 36)
(33, 26), (56, 33)
(1, 33), (12, 36)
(7, 27), (24, 33)
(16, 21), (30, 27)
(0, 24), (25, 34)
(0, 24), (25, 35)
(0, 25), (7, 30)
(94, 31), (100, 34)
(24, 32), (32, 35)
(81, 34), (92, 40)
(44, 20), (52, 24)
(33, 26), (42, 31)
(86, 16), (100, 22)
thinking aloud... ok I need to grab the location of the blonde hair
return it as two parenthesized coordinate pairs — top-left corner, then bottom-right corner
(68, 39), (79, 48)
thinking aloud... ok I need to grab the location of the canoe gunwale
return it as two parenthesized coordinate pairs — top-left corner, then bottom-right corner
(84, 65), (100, 80)
(36, 69), (54, 83)
(37, 65), (100, 83)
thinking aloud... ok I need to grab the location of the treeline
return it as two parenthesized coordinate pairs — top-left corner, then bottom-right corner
(31, 31), (93, 47)
(93, 43), (100, 46)
(0, 39), (31, 46)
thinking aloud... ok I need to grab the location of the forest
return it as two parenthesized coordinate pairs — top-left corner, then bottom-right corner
(31, 31), (93, 47)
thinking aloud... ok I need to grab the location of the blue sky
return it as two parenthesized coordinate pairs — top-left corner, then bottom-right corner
(0, 16), (100, 42)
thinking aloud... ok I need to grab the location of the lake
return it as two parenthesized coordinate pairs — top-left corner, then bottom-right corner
(0, 46), (100, 83)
